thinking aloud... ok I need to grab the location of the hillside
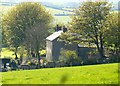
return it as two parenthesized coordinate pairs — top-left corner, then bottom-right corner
(45, 7), (72, 24)
(0, 4), (72, 24)
(1, 63), (118, 84)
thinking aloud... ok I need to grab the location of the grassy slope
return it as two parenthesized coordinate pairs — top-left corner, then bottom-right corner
(45, 7), (73, 15)
(1, 63), (118, 84)
(1, 48), (15, 58)
(45, 7), (72, 24)
(0, 5), (72, 24)
(1, 48), (45, 58)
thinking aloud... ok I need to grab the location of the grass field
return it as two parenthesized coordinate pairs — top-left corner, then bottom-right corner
(1, 63), (118, 84)
(46, 7), (73, 15)
(0, 48), (46, 58)
(0, 48), (15, 58)
(0, 5), (72, 24)
(46, 7), (72, 24)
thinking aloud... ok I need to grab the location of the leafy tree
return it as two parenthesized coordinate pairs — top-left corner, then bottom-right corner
(2, 2), (52, 61)
(104, 12), (119, 55)
(61, 2), (112, 58)
(25, 23), (52, 68)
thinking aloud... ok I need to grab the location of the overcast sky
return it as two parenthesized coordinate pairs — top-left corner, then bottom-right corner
(1, 0), (78, 2)
(0, 0), (119, 2)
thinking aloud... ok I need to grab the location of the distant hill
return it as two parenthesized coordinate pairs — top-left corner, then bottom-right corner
(0, 1), (119, 11)
(40, 2), (79, 9)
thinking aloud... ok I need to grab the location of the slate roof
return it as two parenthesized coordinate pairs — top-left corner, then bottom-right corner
(46, 30), (63, 41)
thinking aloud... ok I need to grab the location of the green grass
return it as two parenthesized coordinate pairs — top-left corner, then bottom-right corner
(45, 7), (73, 24)
(0, 48), (46, 58)
(46, 7), (73, 16)
(1, 48), (16, 58)
(54, 16), (71, 24)
(0, 5), (72, 24)
(1, 63), (118, 84)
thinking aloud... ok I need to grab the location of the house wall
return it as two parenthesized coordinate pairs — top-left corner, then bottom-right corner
(46, 40), (53, 62)
(52, 39), (64, 61)
(46, 39), (97, 62)
(63, 42), (78, 51)
(77, 47), (96, 60)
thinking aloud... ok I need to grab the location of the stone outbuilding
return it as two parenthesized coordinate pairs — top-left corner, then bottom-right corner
(46, 29), (98, 62)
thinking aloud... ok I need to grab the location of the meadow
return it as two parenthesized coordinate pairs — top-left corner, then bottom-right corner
(46, 7), (72, 23)
(1, 48), (17, 58)
(0, 5), (72, 24)
(1, 63), (118, 84)
(1, 48), (46, 58)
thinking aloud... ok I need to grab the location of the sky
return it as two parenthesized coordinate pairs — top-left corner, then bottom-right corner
(0, 0), (79, 2)
(0, 0), (119, 3)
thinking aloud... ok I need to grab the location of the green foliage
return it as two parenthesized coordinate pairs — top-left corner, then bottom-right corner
(59, 49), (81, 66)
(61, 2), (112, 58)
(2, 2), (52, 46)
(104, 12), (119, 54)
(1, 63), (118, 84)
(83, 57), (98, 65)
(1, 48), (18, 58)
(2, 2), (52, 59)
(17, 46), (27, 58)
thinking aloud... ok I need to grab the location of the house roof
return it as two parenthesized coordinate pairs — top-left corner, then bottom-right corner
(46, 30), (63, 41)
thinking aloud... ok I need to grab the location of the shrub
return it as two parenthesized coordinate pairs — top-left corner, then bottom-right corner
(59, 49), (81, 66)
(83, 57), (98, 65)
(108, 54), (118, 63)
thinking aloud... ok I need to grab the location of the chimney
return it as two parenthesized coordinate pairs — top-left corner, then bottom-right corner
(63, 26), (67, 32)
(56, 24), (62, 32)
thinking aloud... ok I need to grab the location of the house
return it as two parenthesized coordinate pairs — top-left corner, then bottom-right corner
(46, 27), (97, 62)
(46, 30), (64, 61)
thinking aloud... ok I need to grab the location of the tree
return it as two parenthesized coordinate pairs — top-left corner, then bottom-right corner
(61, 2), (112, 58)
(2, 2), (52, 60)
(104, 12), (119, 55)
(25, 23), (52, 68)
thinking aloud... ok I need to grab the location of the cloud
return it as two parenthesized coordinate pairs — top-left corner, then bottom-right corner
(1, 0), (80, 2)
(0, 0), (118, 3)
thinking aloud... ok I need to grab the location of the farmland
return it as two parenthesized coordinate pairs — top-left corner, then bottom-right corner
(0, 5), (72, 24)
(1, 63), (118, 84)
(0, 48), (15, 58)
(45, 7), (72, 24)
(0, 48), (46, 58)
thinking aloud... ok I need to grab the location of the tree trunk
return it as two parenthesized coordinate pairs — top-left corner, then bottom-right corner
(35, 36), (41, 68)
(27, 48), (31, 58)
(37, 51), (40, 68)
(15, 47), (18, 60)
(95, 34), (104, 58)
(96, 40), (102, 58)
(99, 33), (104, 58)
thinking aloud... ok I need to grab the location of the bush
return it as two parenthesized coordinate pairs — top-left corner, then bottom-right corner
(55, 61), (68, 67)
(59, 49), (81, 66)
(83, 57), (98, 65)
(108, 54), (118, 63)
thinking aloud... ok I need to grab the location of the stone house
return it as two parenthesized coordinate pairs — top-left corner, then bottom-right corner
(46, 29), (97, 62)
